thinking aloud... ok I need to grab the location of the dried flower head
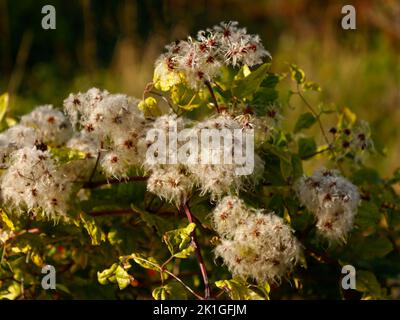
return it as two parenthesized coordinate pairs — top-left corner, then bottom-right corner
(295, 168), (360, 242)
(214, 198), (301, 284)
(0, 147), (72, 221)
(154, 21), (271, 90)
(20, 105), (73, 146)
(147, 165), (194, 205)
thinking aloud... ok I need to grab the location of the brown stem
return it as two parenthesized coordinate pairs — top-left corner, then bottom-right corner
(161, 256), (174, 270)
(303, 146), (330, 159)
(87, 151), (101, 186)
(204, 80), (220, 113)
(181, 203), (211, 299)
(132, 256), (204, 300)
(148, 90), (178, 114)
(296, 85), (330, 145)
(6, 228), (40, 243)
(295, 86), (343, 171)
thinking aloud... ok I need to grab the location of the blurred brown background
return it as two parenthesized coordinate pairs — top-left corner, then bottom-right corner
(0, 0), (399, 176)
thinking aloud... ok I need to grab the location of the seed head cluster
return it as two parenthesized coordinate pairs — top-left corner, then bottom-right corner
(0, 147), (71, 221)
(213, 196), (301, 284)
(295, 168), (361, 242)
(154, 21), (270, 90)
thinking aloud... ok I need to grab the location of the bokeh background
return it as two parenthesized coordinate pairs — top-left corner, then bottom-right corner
(0, 0), (399, 177)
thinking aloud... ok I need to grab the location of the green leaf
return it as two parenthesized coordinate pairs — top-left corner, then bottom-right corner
(136, 206), (175, 237)
(138, 96), (161, 116)
(338, 107), (357, 128)
(354, 202), (381, 230)
(97, 263), (118, 285)
(261, 73), (280, 88)
(163, 223), (196, 259)
(138, 97), (157, 111)
(49, 146), (88, 164)
(80, 213), (106, 246)
(128, 253), (160, 271)
(232, 63), (271, 99)
(115, 265), (131, 290)
(215, 278), (265, 300)
(388, 168), (400, 185)
(189, 200), (213, 229)
(152, 281), (188, 300)
(291, 155), (303, 180)
(352, 168), (381, 185)
(356, 270), (382, 298)
(298, 137), (317, 159)
(107, 227), (139, 254)
(290, 64), (305, 84)
(343, 235), (393, 261)
(263, 143), (291, 163)
(280, 158), (293, 182)
(56, 283), (71, 295)
(234, 65), (252, 81)
(153, 68), (182, 92)
(170, 83), (202, 110)
(0, 93), (9, 123)
(97, 263), (132, 290)
(0, 281), (21, 300)
(303, 81), (321, 92)
(212, 84), (232, 103)
(0, 209), (15, 230)
(252, 88), (279, 116)
(215, 65), (237, 91)
(294, 112), (317, 133)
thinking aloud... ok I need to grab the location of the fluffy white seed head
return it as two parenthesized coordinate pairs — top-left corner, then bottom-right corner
(0, 124), (38, 168)
(0, 147), (71, 221)
(2, 124), (38, 147)
(147, 165), (194, 205)
(214, 204), (301, 284)
(63, 87), (109, 128)
(143, 114), (188, 171)
(65, 91), (148, 178)
(211, 21), (271, 67)
(154, 21), (271, 90)
(20, 105), (73, 146)
(86, 94), (145, 142)
(295, 168), (361, 242)
(187, 114), (262, 199)
(99, 151), (132, 179)
(212, 195), (250, 238)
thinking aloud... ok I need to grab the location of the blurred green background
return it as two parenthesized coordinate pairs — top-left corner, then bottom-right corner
(0, 0), (399, 177)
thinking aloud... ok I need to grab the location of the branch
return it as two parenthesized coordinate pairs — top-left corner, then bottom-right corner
(87, 151), (101, 186)
(5, 228), (40, 243)
(132, 256), (204, 300)
(204, 80), (220, 113)
(295, 85), (343, 171)
(181, 203), (211, 299)
(296, 85), (330, 146)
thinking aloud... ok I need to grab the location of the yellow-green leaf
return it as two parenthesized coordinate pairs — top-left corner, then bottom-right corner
(152, 281), (188, 300)
(290, 64), (305, 84)
(80, 213), (106, 246)
(0, 93), (9, 123)
(163, 223), (196, 259)
(0, 209), (15, 230)
(215, 278), (266, 300)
